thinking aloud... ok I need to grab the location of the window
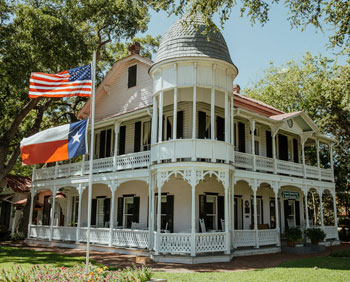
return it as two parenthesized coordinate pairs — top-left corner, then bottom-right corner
(254, 140), (260, 155)
(128, 65), (137, 88)
(206, 195), (217, 230)
(70, 196), (79, 226)
(155, 195), (167, 230)
(142, 121), (151, 151)
(270, 199), (276, 229)
(96, 198), (105, 227)
(95, 129), (112, 159)
(124, 197), (134, 228)
(199, 194), (224, 231)
(251, 197), (263, 225)
(155, 194), (174, 232)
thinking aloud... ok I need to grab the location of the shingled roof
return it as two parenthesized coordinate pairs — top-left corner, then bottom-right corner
(5, 175), (31, 193)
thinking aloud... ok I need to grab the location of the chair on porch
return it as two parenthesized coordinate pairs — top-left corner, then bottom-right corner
(161, 222), (169, 233)
(199, 218), (206, 233)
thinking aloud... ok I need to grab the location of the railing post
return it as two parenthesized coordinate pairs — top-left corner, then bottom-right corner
(49, 186), (57, 241)
(76, 184), (83, 243)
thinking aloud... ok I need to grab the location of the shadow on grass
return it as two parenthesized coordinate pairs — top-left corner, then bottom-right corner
(0, 246), (99, 268)
(277, 256), (350, 271)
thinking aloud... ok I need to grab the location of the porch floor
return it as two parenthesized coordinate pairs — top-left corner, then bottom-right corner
(3, 239), (347, 271)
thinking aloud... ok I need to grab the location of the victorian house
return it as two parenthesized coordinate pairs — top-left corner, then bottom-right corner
(27, 15), (338, 263)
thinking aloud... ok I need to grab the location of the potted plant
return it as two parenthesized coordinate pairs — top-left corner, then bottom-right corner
(305, 228), (326, 245)
(284, 227), (302, 247)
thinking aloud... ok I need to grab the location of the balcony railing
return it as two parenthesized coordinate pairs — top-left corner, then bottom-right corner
(34, 151), (150, 181)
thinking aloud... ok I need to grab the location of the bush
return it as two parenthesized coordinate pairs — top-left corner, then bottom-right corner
(284, 228), (303, 246)
(0, 264), (153, 282)
(10, 232), (25, 241)
(329, 249), (350, 257)
(305, 228), (326, 245)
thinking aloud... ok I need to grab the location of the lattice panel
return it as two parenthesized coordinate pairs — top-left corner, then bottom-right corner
(196, 233), (226, 253)
(159, 234), (191, 254)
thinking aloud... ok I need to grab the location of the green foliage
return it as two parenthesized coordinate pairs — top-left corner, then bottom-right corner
(244, 53), (350, 219)
(330, 249), (350, 258)
(284, 227), (303, 244)
(10, 232), (25, 241)
(305, 228), (326, 244)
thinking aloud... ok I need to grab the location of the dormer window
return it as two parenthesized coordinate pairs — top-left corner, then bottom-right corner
(128, 65), (137, 88)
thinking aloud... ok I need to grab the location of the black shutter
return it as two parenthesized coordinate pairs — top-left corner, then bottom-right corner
(132, 197), (140, 223)
(261, 199), (264, 224)
(99, 130), (106, 158)
(177, 111), (183, 139)
(295, 200), (300, 226)
(134, 121), (141, 153)
(198, 111), (206, 139)
(284, 200), (289, 228)
(106, 129), (112, 157)
(128, 65), (137, 88)
(166, 117), (172, 140)
(218, 196), (224, 231)
(199, 195), (206, 224)
(117, 197), (124, 227)
(293, 138), (299, 163)
(238, 122), (246, 153)
(266, 130), (273, 158)
(119, 126), (126, 155)
(216, 116), (225, 141)
(91, 199), (97, 226)
(104, 198), (110, 226)
(166, 195), (174, 233)
(278, 134), (288, 161)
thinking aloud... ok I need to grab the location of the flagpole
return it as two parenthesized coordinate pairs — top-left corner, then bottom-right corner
(85, 51), (96, 273)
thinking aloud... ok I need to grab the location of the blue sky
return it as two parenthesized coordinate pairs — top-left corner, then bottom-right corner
(139, 5), (345, 89)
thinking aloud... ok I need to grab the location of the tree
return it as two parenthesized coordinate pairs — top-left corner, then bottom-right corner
(244, 53), (350, 218)
(0, 0), (161, 186)
(172, 0), (350, 52)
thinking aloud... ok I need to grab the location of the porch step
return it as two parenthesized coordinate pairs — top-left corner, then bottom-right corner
(25, 238), (150, 257)
(232, 246), (281, 257)
(151, 252), (234, 264)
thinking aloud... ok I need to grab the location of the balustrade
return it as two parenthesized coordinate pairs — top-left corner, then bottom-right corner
(158, 233), (192, 254)
(233, 230), (256, 248)
(195, 232), (226, 253)
(324, 226), (338, 240)
(258, 229), (278, 246)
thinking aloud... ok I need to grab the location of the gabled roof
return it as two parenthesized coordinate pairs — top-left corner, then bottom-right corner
(5, 175), (31, 193)
(270, 110), (319, 132)
(78, 53), (153, 119)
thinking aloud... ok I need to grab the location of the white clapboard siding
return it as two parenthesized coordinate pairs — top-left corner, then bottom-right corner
(95, 60), (153, 121)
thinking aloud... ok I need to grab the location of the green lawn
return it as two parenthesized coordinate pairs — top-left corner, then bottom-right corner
(0, 246), (349, 282)
(153, 257), (350, 282)
(0, 246), (93, 271)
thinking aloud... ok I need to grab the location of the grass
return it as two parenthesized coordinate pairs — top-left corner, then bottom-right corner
(330, 249), (350, 257)
(0, 246), (98, 271)
(153, 257), (350, 282)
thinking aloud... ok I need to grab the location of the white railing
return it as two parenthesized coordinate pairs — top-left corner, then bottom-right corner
(235, 152), (253, 169)
(321, 168), (333, 181)
(324, 226), (338, 240)
(258, 229), (278, 246)
(256, 155), (274, 172)
(158, 233), (192, 254)
(78, 227), (110, 245)
(34, 151), (150, 181)
(112, 229), (148, 248)
(196, 232), (226, 253)
(29, 225), (50, 239)
(233, 230), (256, 248)
(151, 139), (234, 164)
(305, 165), (320, 179)
(52, 226), (76, 241)
(277, 160), (304, 177)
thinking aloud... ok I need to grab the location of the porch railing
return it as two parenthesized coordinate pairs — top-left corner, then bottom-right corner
(34, 151), (150, 181)
(52, 226), (76, 241)
(233, 230), (256, 248)
(258, 229), (279, 246)
(324, 226), (338, 240)
(112, 229), (148, 248)
(195, 232), (226, 253)
(29, 225), (50, 239)
(158, 233), (192, 254)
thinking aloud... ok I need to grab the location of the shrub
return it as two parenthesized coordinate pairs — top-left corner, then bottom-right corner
(329, 249), (350, 257)
(305, 228), (326, 245)
(284, 228), (302, 246)
(10, 232), (25, 241)
(0, 264), (153, 282)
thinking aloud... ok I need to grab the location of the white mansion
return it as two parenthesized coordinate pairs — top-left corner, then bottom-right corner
(27, 15), (339, 263)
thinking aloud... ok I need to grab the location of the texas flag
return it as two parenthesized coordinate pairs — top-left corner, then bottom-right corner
(20, 119), (89, 165)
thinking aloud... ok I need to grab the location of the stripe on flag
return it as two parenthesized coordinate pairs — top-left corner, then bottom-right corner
(29, 65), (92, 98)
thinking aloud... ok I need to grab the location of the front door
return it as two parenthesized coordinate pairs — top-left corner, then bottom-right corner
(284, 199), (300, 228)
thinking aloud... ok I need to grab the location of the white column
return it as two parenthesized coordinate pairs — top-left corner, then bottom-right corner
(231, 180), (235, 248)
(109, 184), (117, 247)
(151, 96), (158, 145)
(252, 181), (259, 248)
(329, 143), (334, 182)
(316, 139), (321, 180)
(302, 138), (307, 178)
(156, 183), (162, 254)
(225, 92), (229, 144)
(76, 185), (83, 243)
(273, 184), (280, 246)
(27, 188), (35, 239)
(192, 86), (197, 140)
(191, 181), (196, 256)
(113, 123), (120, 171)
(158, 92), (163, 143)
(332, 192), (339, 239)
(304, 187), (310, 228)
(173, 87), (178, 140)
(224, 184), (230, 254)
(251, 120), (256, 171)
(66, 194), (72, 227)
(272, 128), (277, 174)
(210, 87), (215, 140)
(230, 96), (234, 146)
(148, 177), (152, 250)
(49, 187), (57, 241)
(319, 189), (324, 228)
(150, 176), (155, 250)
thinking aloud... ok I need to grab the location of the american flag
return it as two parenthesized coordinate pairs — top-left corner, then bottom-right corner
(29, 64), (92, 98)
